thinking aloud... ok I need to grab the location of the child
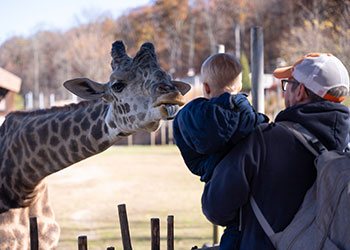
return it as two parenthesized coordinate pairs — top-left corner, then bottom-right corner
(173, 53), (268, 250)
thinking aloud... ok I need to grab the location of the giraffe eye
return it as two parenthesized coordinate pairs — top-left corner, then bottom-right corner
(112, 80), (126, 93)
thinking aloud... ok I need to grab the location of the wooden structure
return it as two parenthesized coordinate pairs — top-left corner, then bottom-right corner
(29, 203), (218, 250)
(0, 67), (22, 117)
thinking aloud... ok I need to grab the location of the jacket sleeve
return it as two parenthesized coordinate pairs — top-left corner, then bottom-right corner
(173, 93), (241, 155)
(201, 126), (265, 226)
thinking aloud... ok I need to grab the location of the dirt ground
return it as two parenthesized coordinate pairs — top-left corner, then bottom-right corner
(46, 146), (214, 250)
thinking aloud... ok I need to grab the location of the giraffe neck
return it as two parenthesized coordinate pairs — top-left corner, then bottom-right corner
(0, 100), (128, 209)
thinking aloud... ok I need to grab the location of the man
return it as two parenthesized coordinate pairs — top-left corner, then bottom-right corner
(201, 53), (350, 249)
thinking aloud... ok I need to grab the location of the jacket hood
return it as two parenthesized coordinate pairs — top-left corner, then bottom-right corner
(275, 101), (350, 151)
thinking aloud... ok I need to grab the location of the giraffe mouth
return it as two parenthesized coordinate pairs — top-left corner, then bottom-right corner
(152, 100), (185, 107)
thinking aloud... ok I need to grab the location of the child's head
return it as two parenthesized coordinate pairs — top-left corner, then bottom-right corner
(201, 53), (242, 98)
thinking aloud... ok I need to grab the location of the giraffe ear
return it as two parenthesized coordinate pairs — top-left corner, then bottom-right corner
(63, 78), (109, 100)
(171, 80), (191, 95)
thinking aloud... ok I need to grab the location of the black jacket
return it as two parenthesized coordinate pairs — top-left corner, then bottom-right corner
(202, 101), (350, 250)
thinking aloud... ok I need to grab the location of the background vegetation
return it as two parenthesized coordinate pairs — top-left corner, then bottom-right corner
(0, 0), (349, 106)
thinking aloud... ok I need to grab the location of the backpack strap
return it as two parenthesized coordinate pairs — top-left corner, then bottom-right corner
(249, 121), (326, 241)
(250, 196), (275, 237)
(278, 121), (327, 156)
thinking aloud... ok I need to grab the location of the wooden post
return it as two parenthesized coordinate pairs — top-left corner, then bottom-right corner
(250, 26), (265, 113)
(168, 121), (174, 145)
(150, 132), (156, 146)
(161, 122), (166, 145)
(213, 224), (219, 245)
(167, 215), (174, 250)
(151, 218), (160, 250)
(118, 204), (133, 250)
(128, 135), (133, 146)
(78, 235), (88, 250)
(29, 217), (39, 250)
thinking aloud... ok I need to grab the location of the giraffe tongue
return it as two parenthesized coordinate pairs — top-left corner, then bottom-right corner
(164, 104), (180, 119)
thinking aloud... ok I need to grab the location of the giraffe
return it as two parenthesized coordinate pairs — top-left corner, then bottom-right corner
(0, 40), (191, 249)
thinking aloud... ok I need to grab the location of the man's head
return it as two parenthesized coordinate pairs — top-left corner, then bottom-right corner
(201, 53), (242, 98)
(274, 53), (349, 107)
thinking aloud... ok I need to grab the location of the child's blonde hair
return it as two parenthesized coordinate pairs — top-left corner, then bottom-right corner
(201, 53), (242, 92)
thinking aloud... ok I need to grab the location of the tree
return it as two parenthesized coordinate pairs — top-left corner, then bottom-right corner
(240, 51), (251, 90)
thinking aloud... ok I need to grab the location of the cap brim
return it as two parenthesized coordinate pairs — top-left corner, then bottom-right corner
(273, 66), (294, 79)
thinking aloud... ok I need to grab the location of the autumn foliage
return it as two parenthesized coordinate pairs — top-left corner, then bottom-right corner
(0, 0), (349, 104)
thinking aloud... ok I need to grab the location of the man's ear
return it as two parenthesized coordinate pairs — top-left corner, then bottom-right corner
(63, 78), (109, 100)
(296, 84), (309, 102)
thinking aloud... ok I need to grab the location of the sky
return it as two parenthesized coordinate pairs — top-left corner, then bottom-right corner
(0, 0), (151, 45)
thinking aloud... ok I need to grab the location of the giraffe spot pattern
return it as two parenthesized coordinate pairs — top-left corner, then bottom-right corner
(117, 105), (123, 114)
(124, 103), (131, 113)
(98, 140), (110, 151)
(51, 120), (59, 133)
(104, 124), (109, 134)
(81, 117), (91, 131)
(69, 140), (79, 153)
(80, 135), (94, 152)
(23, 162), (37, 179)
(24, 127), (37, 152)
(48, 149), (63, 168)
(50, 136), (59, 146)
(91, 105), (102, 121)
(82, 147), (92, 157)
(60, 119), (72, 140)
(74, 109), (85, 123)
(129, 115), (136, 123)
(109, 121), (117, 128)
(31, 158), (46, 177)
(73, 126), (80, 136)
(58, 146), (70, 164)
(38, 149), (50, 163)
(20, 134), (31, 158)
(91, 120), (103, 140)
(38, 123), (49, 145)
(137, 112), (146, 121)
(71, 153), (81, 162)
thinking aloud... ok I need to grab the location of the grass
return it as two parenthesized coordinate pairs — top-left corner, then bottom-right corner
(47, 145), (214, 250)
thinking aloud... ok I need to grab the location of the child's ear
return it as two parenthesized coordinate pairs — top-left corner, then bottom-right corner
(203, 82), (211, 96)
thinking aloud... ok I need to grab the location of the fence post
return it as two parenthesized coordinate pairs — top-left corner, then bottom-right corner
(150, 132), (156, 146)
(213, 224), (219, 245)
(151, 218), (160, 250)
(161, 122), (166, 145)
(78, 235), (88, 250)
(167, 215), (174, 250)
(168, 121), (174, 145)
(118, 204), (133, 250)
(30, 217), (39, 250)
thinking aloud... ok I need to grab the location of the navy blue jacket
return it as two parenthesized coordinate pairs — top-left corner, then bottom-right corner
(173, 92), (268, 182)
(202, 101), (350, 250)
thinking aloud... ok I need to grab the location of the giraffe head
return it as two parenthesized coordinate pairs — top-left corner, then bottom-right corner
(63, 41), (191, 133)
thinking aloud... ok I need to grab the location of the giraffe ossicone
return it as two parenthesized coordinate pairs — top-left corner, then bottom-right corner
(0, 40), (190, 249)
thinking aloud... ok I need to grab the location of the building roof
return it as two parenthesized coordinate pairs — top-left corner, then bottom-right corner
(0, 67), (22, 93)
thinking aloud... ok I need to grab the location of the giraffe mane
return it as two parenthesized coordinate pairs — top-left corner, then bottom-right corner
(7, 100), (97, 117)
